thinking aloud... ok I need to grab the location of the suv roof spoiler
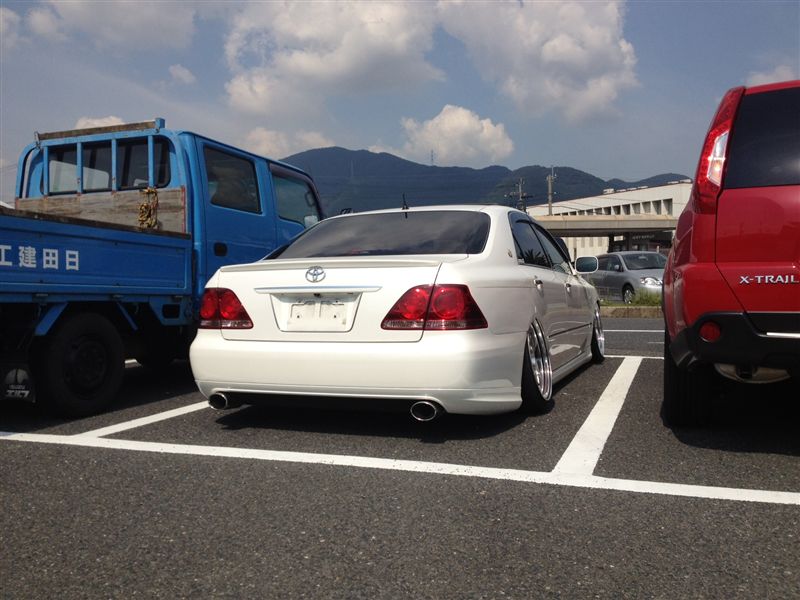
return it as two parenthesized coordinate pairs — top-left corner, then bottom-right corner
(35, 118), (166, 142)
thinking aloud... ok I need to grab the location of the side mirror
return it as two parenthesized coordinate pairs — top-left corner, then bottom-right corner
(575, 256), (599, 274)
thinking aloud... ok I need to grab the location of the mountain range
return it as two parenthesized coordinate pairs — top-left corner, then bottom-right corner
(282, 147), (689, 215)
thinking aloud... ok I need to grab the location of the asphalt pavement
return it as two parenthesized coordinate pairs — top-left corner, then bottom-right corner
(1, 318), (798, 599)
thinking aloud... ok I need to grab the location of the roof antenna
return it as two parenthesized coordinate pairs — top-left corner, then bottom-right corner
(402, 193), (409, 218)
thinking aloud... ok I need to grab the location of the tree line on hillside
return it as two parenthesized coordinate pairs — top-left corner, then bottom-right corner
(283, 147), (688, 215)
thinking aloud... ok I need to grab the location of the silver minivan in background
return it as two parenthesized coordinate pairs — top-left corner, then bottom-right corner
(581, 251), (666, 303)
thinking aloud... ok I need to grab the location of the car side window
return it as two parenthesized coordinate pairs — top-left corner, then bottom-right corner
(510, 218), (550, 267)
(204, 146), (260, 213)
(607, 256), (622, 272)
(533, 225), (572, 275)
(597, 256), (609, 271)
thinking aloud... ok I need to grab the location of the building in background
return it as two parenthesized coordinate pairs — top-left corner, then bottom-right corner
(528, 181), (692, 260)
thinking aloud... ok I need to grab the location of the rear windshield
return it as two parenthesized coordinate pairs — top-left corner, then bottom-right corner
(621, 253), (666, 270)
(725, 87), (800, 189)
(275, 211), (490, 258)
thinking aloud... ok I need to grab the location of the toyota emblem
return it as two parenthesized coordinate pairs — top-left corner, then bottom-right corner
(305, 266), (326, 283)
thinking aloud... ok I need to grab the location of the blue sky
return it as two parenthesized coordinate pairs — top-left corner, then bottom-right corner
(1, 1), (798, 203)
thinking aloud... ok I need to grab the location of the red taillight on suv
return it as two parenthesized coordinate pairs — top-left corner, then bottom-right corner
(199, 288), (253, 329)
(693, 86), (744, 214)
(382, 284), (488, 330)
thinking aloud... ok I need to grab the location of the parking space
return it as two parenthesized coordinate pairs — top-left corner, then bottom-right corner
(3, 323), (797, 503)
(2, 320), (798, 597)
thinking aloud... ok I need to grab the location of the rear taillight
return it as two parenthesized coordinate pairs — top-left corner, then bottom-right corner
(199, 288), (253, 329)
(692, 86), (745, 214)
(381, 284), (487, 330)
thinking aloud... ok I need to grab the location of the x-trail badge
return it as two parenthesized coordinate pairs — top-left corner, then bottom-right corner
(305, 266), (326, 283)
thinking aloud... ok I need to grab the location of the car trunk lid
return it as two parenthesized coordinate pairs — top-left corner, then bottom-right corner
(215, 257), (458, 342)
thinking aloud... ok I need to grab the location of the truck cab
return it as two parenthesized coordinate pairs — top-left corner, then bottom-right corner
(1, 119), (323, 415)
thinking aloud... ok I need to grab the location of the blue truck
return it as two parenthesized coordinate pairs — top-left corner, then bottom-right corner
(1, 119), (323, 416)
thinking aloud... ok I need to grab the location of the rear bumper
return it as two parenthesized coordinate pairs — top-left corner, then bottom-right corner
(190, 329), (526, 415)
(669, 312), (800, 375)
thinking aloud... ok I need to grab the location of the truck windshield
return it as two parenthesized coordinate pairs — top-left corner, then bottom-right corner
(273, 211), (490, 258)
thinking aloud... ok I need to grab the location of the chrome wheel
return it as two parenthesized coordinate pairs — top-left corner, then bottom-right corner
(623, 286), (635, 304)
(526, 320), (553, 402)
(591, 305), (605, 362)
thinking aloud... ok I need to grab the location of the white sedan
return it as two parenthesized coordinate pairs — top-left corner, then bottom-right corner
(190, 205), (604, 420)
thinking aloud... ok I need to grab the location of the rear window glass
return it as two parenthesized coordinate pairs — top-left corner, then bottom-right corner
(725, 87), (800, 188)
(118, 138), (171, 190)
(276, 211), (490, 258)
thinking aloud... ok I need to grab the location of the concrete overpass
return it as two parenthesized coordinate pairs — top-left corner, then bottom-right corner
(526, 181), (691, 258)
(533, 214), (677, 237)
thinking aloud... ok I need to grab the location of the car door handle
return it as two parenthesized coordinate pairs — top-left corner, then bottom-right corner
(565, 282), (572, 293)
(533, 277), (544, 290)
(214, 242), (228, 257)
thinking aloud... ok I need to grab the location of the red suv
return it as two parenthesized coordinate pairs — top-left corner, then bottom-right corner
(662, 79), (800, 426)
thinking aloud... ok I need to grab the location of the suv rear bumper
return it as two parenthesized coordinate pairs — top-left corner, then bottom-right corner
(669, 312), (800, 375)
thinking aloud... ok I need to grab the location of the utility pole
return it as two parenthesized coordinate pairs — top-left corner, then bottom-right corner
(508, 178), (533, 211)
(546, 166), (557, 216)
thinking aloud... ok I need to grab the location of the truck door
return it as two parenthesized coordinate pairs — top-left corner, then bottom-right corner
(201, 143), (277, 281)
(269, 165), (322, 246)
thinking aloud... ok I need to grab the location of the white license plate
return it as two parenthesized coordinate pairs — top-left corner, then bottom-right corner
(273, 294), (360, 332)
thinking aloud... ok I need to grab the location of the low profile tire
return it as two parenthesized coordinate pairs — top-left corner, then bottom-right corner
(590, 304), (605, 363)
(622, 285), (635, 304)
(39, 313), (125, 417)
(662, 331), (712, 427)
(521, 320), (553, 414)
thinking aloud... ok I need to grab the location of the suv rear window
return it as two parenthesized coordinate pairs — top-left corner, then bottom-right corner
(276, 211), (490, 258)
(724, 87), (800, 189)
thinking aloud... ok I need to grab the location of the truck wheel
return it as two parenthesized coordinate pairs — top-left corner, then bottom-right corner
(39, 313), (124, 417)
(135, 340), (176, 370)
(662, 331), (711, 427)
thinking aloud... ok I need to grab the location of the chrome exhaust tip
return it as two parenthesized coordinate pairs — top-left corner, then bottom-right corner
(209, 393), (232, 410)
(410, 400), (442, 422)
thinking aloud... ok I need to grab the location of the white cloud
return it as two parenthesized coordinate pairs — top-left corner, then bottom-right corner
(38, 1), (197, 49)
(74, 116), (125, 129)
(243, 128), (335, 159)
(169, 64), (196, 85)
(438, 1), (638, 122)
(375, 105), (513, 167)
(26, 7), (66, 40)
(1, 7), (22, 51)
(224, 2), (441, 116)
(745, 65), (798, 87)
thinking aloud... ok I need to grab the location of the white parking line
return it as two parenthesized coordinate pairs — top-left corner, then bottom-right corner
(553, 357), (642, 475)
(0, 354), (796, 506)
(75, 402), (208, 438)
(1, 432), (798, 506)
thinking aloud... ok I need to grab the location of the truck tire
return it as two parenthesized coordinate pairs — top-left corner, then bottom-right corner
(135, 338), (176, 370)
(662, 331), (712, 427)
(39, 312), (124, 417)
